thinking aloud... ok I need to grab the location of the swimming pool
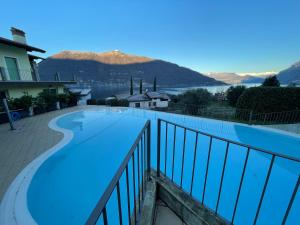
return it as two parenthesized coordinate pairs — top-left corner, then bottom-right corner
(1, 108), (299, 225)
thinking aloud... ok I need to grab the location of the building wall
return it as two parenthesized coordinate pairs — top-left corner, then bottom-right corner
(129, 101), (152, 109)
(0, 44), (32, 81)
(78, 93), (91, 105)
(152, 99), (169, 108)
(4, 86), (65, 98)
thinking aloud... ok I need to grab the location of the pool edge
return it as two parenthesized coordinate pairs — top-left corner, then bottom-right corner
(0, 111), (78, 225)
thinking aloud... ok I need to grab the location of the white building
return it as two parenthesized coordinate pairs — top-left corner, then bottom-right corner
(127, 91), (170, 109)
(69, 88), (91, 105)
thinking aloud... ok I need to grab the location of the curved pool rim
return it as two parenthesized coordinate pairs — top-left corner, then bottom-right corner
(0, 111), (78, 225)
(0, 108), (299, 225)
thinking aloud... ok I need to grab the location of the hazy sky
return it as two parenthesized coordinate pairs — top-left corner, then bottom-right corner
(1, 0), (300, 73)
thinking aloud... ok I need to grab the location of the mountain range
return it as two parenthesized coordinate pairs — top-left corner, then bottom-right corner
(206, 72), (267, 84)
(39, 50), (224, 88)
(277, 61), (300, 84)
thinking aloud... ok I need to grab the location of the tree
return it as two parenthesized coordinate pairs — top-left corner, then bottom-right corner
(139, 79), (143, 94)
(130, 76), (133, 95)
(226, 85), (246, 106)
(178, 89), (212, 114)
(262, 75), (280, 87)
(153, 76), (157, 91)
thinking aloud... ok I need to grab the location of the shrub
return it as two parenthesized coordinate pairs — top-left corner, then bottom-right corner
(118, 99), (129, 107)
(96, 99), (106, 105)
(226, 85), (246, 106)
(177, 89), (213, 115)
(68, 92), (78, 106)
(178, 88), (212, 107)
(262, 76), (280, 87)
(87, 99), (97, 105)
(35, 90), (58, 111)
(9, 95), (33, 111)
(236, 87), (300, 113)
(105, 98), (119, 106)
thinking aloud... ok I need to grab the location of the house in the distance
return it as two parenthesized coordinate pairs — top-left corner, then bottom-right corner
(0, 27), (75, 99)
(127, 91), (170, 109)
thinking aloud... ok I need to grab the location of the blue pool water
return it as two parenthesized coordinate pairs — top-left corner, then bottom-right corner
(27, 108), (300, 225)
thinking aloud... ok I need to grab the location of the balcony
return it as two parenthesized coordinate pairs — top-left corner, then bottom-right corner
(0, 66), (39, 81)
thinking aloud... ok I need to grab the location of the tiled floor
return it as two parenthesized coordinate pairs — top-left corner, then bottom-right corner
(0, 105), (100, 200)
(154, 199), (186, 225)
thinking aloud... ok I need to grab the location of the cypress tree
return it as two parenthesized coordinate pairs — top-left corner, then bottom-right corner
(130, 76), (133, 95)
(153, 76), (157, 91)
(139, 79), (143, 94)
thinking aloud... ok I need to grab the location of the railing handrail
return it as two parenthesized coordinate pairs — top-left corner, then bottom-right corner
(159, 118), (300, 162)
(85, 120), (151, 225)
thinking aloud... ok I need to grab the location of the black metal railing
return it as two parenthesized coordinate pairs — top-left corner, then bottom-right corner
(157, 118), (300, 225)
(163, 102), (300, 125)
(85, 120), (151, 225)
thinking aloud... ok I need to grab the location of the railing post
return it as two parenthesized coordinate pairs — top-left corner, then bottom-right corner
(147, 122), (151, 180)
(157, 119), (161, 177)
(249, 110), (253, 124)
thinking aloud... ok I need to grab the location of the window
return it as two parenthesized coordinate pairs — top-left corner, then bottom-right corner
(5, 57), (20, 80)
(135, 103), (140, 108)
(153, 102), (156, 106)
(148, 102), (151, 107)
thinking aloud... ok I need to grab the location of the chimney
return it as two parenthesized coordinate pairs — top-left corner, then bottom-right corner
(10, 27), (26, 44)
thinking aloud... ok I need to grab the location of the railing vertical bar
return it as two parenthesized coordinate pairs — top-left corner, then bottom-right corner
(125, 166), (132, 225)
(103, 207), (108, 225)
(157, 119), (161, 177)
(116, 182), (123, 225)
(215, 142), (230, 214)
(141, 135), (144, 199)
(253, 155), (276, 225)
(190, 132), (199, 195)
(180, 128), (187, 188)
(232, 147), (250, 223)
(281, 176), (300, 225)
(202, 136), (213, 204)
(147, 123), (151, 181)
(164, 123), (168, 175)
(137, 144), (141, 213)
(132, 154), (137, 224)
(172, 125), (177, 182)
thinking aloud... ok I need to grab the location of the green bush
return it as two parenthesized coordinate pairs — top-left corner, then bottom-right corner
(9, 95), (33, 110)
(226, 85), (246, 106)
(96, 99), (106, 105)
(105, 98), (119, 106)
(118, 99), (129, 107)
(178, 88), (212, 106)
(87, 99), (97, 105)
(236, 87), (300, 113)
(262, 76), (280, 87)
(35, 90), (58, 111)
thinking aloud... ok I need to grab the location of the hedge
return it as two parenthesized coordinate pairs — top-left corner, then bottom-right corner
(236, 87), (300, 113)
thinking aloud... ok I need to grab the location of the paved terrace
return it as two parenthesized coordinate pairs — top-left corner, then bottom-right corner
(0, 105), (101, 200)
(0, 106), (299, 201)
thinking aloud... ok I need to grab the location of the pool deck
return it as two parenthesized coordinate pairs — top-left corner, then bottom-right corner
(0, 105), (100, 200)
(0, 106), (299, 201)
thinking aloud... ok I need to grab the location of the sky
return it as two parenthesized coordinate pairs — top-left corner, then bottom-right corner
(1, 0), (300, 74)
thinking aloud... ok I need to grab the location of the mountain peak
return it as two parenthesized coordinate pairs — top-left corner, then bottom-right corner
(50, 50), (154, 65)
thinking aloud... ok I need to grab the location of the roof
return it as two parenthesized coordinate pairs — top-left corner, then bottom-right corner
(68, 88), (91, 96)
(127, 94), (151, 102)
(28, 54), (45, 60)
(0, 37), (46, 53)
(145, 91), (170, 100)
(0, 80), (76, 88)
